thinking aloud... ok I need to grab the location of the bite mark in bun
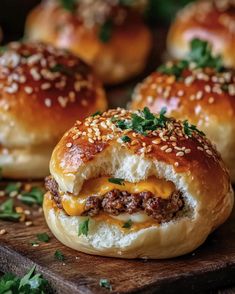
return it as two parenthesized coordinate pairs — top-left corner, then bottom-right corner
(44, 108), (233, 259)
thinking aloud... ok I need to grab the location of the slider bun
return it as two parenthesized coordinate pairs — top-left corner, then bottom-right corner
(0, 42), (107, 178)
(167, 0), (235, 68)
(44, 109), (233, 259)
(25, 1), (152, 85)
(131, 68), (235, 181)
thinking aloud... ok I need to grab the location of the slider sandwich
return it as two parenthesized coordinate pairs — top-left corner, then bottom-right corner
(44, 108), (233, 259)
(25, 0), (152, 85)
(0, 41), (107, 179)
(167, 0), (235, 69)
(131, 39), (235, 182)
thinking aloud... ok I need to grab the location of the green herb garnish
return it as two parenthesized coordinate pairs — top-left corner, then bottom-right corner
(78, 219), (90, 236)
(122, 219), (132, 229)
(54, 250), (65, 261)
(99, 20), (113, 43)
(5, 183), (21, 194)
(221, 84), (229, 92)
(0, 46), (7, 54)
(50, 63), (75, 76)
(58, 0), (76, 12)
(183, 120), (205, 137)
(99, 279), (112, 291)
(108, 178), (125, 185)
(19, 187), (44, 206)
(188, 39), (222, 71)
(0, 265), (49, 293)
(91, 111), (102, 117)
(158, 60), (188, 79)
(121, 136), (131, 143)
(37, 233), (50, 243)
(0, 199), (21, 221)
(116, 107), (168, 135)
(157, 38), (223, 78)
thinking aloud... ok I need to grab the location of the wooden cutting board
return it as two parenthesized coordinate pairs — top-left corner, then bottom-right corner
(0, 182), (235, 294)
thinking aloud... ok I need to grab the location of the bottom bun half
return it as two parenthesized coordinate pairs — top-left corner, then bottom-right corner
(0, 146), (52, 179)
(43, 188), (233, 259)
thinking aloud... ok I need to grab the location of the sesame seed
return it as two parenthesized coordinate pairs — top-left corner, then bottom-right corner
(152, 139), (161, 145)
(196, 91), (203, 100)
(185, 149), (191, 154)
(208, 97), (215, 104)
(44, 98), (52, 107)
(160, 145), (168, 151)
(0, 229), (6, 235)
(5, 83), (18, 94)
(197, 146), (204, 151)
(24, 86), (33, 94)
(25, 221), (33, 227)
(174, 161), (179, 167)
(66, 142), (72, 148)
(41, 82), (51, 90)
(185, 75), (195, 86)
(165, 148), (173, 153)
(88, 138), (94, 143)
(176, 151), (184, 157)
(206, 149), (213, 156)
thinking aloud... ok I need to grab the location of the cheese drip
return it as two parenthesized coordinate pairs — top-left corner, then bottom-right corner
(61, 176), (176, 216)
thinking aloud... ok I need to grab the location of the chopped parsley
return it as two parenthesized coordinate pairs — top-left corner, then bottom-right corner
(78, 219), (90, 236)
(0, 199), (21, 221)
(50, 63), (74, 76)
(19, 187), (44, 206)
(54, 250), (65, 261)
(0, 265), (49, 293)
(37, 233), (50, 243)
(122, 219), (132, 229)
(58, 0), (76, 12)
(5, 183), (21, 194)
(99, 20), (113, 43)
(183, 120), (205, 137)
(99, 278), (112, 291)
(221, 84), (229, 92)
(188, 39), (222, 71)
(108, 178), (125, 185)
(91, 111), (102, 117)
(157, 60), (188, 79)
(157, 38), (223, 78)
(116, 107), (168, 136)
(121, 135), (131, 143)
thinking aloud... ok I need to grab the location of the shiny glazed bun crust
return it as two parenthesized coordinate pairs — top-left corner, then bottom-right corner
(167, 0), (235, 68)
(131, 65), (235, 181)
(0, 41), (107, 178)
(25, 0), (152, 85)
(44, 108), (233, 259)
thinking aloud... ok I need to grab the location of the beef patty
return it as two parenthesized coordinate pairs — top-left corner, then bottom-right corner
(45, 176), (184, 223)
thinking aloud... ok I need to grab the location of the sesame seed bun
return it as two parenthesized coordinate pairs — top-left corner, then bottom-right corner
(25, 0), (152, 85)
(0, 41), (107, 179)
(167, 0), (235, 68)
(44, 108), (233, 259)
(131, 66), (235, 182)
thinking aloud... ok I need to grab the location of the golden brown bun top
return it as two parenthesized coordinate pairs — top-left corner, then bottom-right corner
(171, 0), (235, 36)
(131, 65), (235, 125)
(167, 0), (235, 67)
(52, 108), (228, 184)
(0, 41), (106, 147)
(47, 0), (148, 27)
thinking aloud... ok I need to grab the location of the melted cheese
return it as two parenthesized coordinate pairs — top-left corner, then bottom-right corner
(61, 176), (175, 217)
